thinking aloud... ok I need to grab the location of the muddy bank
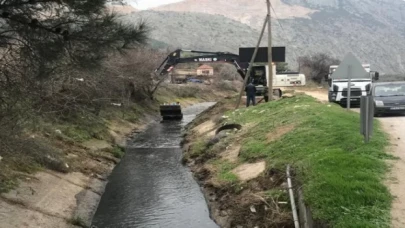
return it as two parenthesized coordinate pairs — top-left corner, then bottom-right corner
(0, 116), (153, 228)
(181, 98), (294, 228)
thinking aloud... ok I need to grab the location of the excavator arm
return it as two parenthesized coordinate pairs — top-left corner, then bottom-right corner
(155, 49), (248, 79)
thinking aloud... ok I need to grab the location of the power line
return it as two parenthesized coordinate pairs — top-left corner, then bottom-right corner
(270, 2), (301, 70)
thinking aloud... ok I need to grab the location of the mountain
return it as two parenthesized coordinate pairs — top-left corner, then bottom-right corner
(106, 2), (137, 14)
(153, 0), (316, 27)
(121, 11), (267, 53)
(145, 0), (405, 74)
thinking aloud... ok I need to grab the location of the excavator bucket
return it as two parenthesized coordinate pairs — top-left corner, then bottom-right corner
(160, 104), (183, 120)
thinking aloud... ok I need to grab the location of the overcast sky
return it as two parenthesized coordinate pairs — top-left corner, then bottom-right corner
(125, 0), (185, 10)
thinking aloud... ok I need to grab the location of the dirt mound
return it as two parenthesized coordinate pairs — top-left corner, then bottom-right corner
(201, 169), (293, 228)
(266, 124), (295, 143)
(194, 120), (216, 137)
(220, 145), (240, 163)
(232, 161), (266, 182)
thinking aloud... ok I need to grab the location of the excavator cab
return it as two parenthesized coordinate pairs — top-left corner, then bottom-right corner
(160, 102), (183, 121)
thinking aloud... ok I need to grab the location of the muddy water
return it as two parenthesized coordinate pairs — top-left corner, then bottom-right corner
(91, 102), (218, 228)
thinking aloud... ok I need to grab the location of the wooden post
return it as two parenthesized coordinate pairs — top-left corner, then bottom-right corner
(235, 15), (268, 109)
(266, 0), (273, 101)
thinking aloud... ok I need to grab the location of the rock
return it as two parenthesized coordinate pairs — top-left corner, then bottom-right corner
(280, 182), (288, 189)
(232, 161), (266, 182)
(42, 154), (69, 173)
(220, 210), (228, 216)
(250, 205), (257, 213)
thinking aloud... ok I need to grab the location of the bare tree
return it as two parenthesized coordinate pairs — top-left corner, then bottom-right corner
(217, 64), (241, 81)
(104, 48), (170, 101)
(0, 0), (151, 151)
(298, 53), (340, 83)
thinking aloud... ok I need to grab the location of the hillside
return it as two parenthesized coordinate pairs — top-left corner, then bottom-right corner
(121, 11), (268, 53)
(153, 0), (316, 24)
(106, 3), (137, 14)
(146, 0), (405, 74)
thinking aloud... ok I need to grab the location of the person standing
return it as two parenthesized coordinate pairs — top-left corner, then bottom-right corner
(245, 82), (257, 107)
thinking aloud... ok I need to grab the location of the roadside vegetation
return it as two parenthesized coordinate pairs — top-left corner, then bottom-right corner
(183, 93), (392, 227)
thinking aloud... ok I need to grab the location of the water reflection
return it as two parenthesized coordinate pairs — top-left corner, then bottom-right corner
(91, 102), (218, 228)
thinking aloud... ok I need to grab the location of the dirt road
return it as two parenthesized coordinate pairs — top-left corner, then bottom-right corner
(381, 117), (405, 228)
(296, 88), (405, 228)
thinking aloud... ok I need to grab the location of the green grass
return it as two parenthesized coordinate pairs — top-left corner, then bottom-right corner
(0, 178), (18, 193)
(264, 188), (289, 202)
(223, 94), (392, 227)
(110, 146), (125, 159)
(68, 216), (88, 228)
(190, 139), (208, 158)
(212, 160), (239, 184)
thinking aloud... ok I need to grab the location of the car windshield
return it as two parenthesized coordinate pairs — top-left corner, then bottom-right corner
(374, 84), (405, 97)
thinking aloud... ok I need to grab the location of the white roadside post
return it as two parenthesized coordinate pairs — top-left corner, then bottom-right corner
(360, 95), (374, 143)
(347, 65), (352, 110)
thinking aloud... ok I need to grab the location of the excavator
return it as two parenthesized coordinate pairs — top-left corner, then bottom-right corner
(155, 49), (283, 120)
(155, 49), (284, 93)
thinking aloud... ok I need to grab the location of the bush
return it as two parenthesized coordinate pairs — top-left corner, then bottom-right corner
(298, 53), (340, 83)
(214, 80), (238, 92)
(171, 85), (203, 98)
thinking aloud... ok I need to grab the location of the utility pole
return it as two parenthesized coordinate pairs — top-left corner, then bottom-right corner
(266, 0), (273, 101)
(235, 16), (268, 109)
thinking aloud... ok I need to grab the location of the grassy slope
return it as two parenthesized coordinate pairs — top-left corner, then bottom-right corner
(0, 100), (149, 193)
(212, 94), (391, 227)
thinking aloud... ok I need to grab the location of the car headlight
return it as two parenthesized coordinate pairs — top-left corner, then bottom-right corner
(375, 100), (384, 107)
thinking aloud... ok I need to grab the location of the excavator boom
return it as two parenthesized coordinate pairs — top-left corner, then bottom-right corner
(155, 49), (247, 79)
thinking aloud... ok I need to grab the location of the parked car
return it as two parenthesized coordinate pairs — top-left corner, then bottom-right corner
(370, 81), (405, 116)
(187, 78), (203, 83)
